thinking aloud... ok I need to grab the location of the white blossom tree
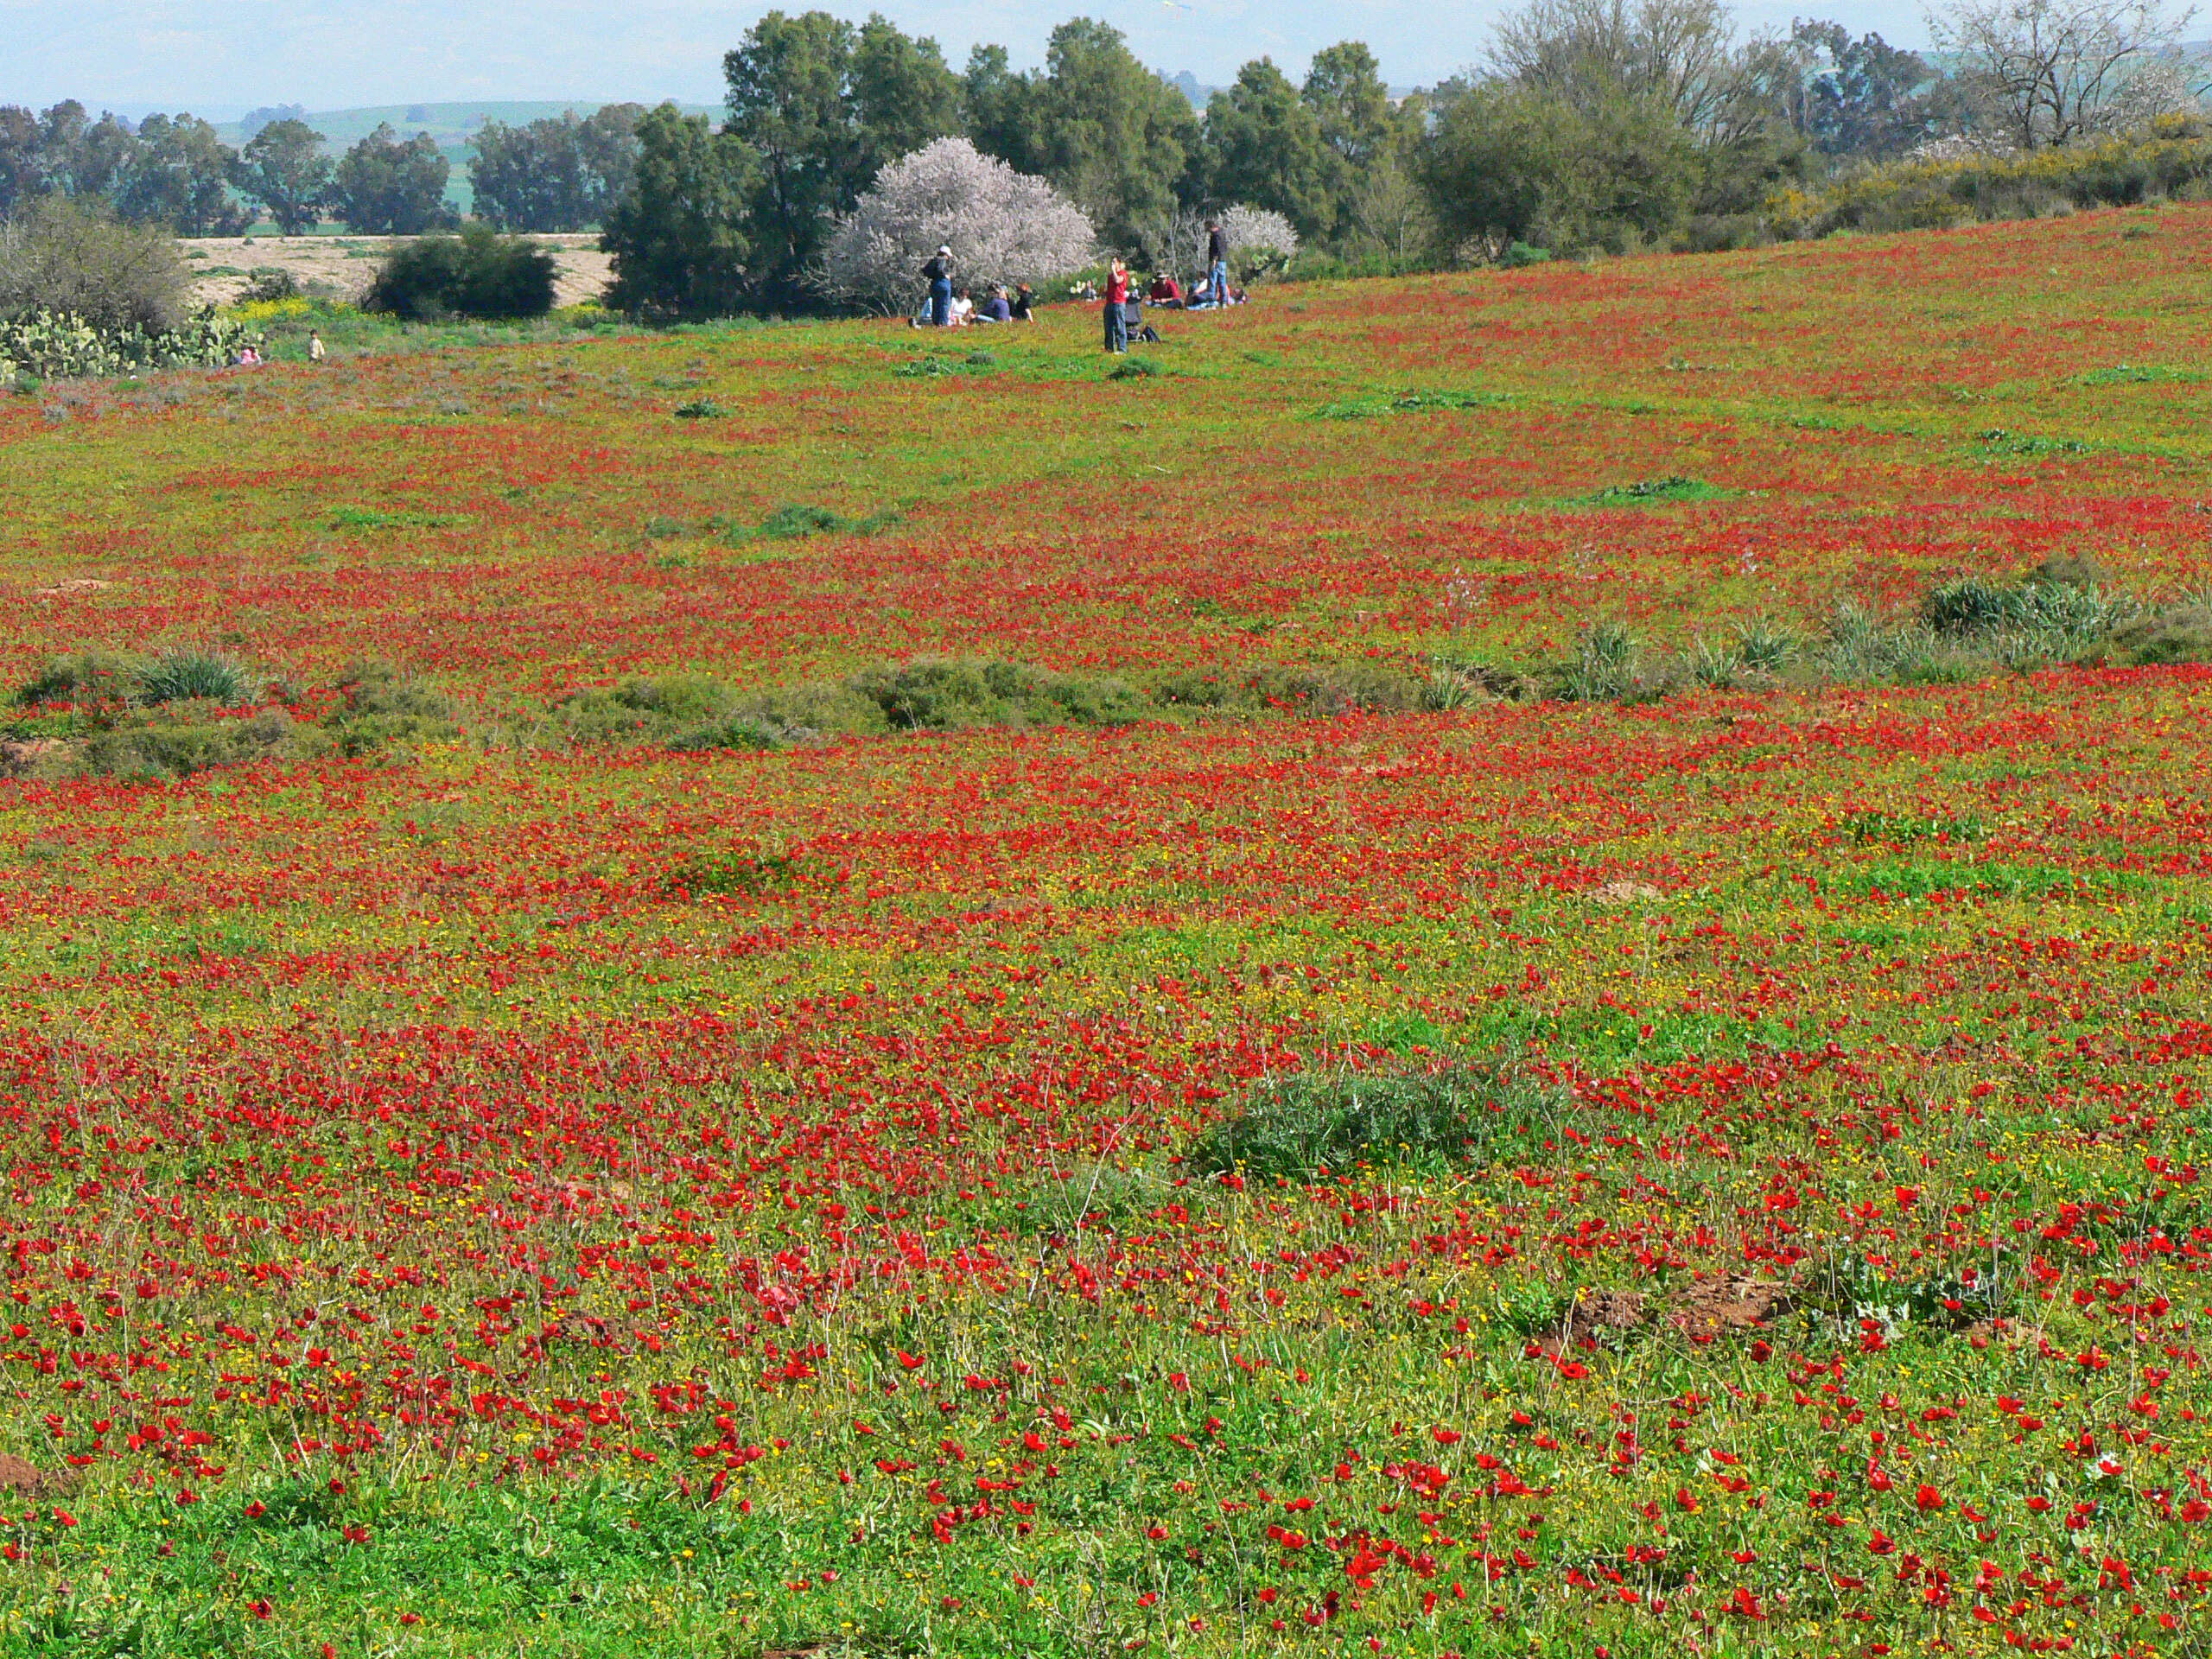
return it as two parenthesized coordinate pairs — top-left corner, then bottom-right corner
(1931, 0), (2198, 149)
(820, 137), (1096, 315)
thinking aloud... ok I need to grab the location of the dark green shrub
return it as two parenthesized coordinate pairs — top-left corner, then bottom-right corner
(16, 650), (140, 707)
(2111, 605), (2212, 664)
(325, 661), (461, 755)
(136, 648), (257, 706)
(847, 659), (1142, 731)
(82, 709), (317, 779)
(1185, 1063), (1560, 1180)
(363, 224), (556, 321)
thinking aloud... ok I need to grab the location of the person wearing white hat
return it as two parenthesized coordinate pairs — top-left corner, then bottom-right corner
(922, 245), (953, 327)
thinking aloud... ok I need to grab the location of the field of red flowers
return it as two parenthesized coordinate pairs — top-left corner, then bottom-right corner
(1, 205), (2210, 1659)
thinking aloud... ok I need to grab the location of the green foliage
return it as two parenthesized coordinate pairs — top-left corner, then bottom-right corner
(965, 20), (1201, 248)
(238, 118), (334, 235)
(114, 111), (249, 235)
(1770, 116), (2212, 240)
(672, 397), (727, 418)
(328, 505), (471, 531)
(719, 503), (902, 542)
(1185, 1062), (1554, 1179)
(1198, 60), (1341, 243)
(1578, 474), (1734, 506)
(134, 648), (257, 706)
(1310, 386), (1508, 418)
(0, 307), (251, 383)
(601, 104), (756, 320)
(1421, 84), (1701, 257)
(847, 658), (1143, 730)
(329, 123), (457, 235)
(720, 10), (963, 307)
(1841, 810), (1987, 844)
(1918, 575), (2133, 639)
(363, 224), (556, 321)
(470, 105), (645, 232)
(0, 195), (193, 334)
(2110, 604), (2212, 665)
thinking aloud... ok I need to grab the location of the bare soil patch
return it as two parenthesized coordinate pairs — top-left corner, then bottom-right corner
(183, 233), (613, 308)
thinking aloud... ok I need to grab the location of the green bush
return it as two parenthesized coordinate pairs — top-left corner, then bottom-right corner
(0, 308), (254, 384)
(2110, 605), (2212, 665)
(847, 659), (1143, 731)
(135, 648), (257, 706)
(0, 197), (192, 334)
(363, 225), (557, 321)
(81, 708), (320, 779)
(1185, 1063), (1559, 1180)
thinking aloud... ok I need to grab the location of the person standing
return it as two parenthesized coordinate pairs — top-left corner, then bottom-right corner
(1205, 220), (1229, 312)
(308, 331), (326, 363)
(1103, 257), (1130, 353)
(922, 245), (953, 327)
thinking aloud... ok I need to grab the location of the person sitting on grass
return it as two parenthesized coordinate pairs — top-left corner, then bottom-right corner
(950, 287), (976, 326)
(1147, 271), (1183, 307)
(976, 284), (1013, 324)
(1009, 284), (1036, 321)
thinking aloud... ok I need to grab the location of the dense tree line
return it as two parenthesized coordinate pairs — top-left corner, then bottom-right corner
(8, 0), (2199, 312)
(0, 103), (482, 235)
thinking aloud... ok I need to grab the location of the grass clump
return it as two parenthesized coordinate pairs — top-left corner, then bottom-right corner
(1309, 388), (1509, 419)
(1575, 475), (1736, 508)
(717, 504), (904, 544)
(135, 648), (258, 707)
(1185, 1060), (1557, 1181)
(849, 658), (1143, 730)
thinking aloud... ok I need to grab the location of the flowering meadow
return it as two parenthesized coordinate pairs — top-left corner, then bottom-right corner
(1, 205), (2211, 1659)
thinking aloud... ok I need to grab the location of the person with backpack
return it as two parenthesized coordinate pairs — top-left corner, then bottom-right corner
(922, 245), (953, 327)
(1205, 220), (1229, 313)
(1103, 257), (1130, 353)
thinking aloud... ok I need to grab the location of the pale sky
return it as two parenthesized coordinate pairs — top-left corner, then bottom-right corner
(5, 0), (1938, 116)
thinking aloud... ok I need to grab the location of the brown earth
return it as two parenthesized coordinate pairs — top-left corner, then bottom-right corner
(182, 232), (613, 309)
(0, 1454), (75, 1495)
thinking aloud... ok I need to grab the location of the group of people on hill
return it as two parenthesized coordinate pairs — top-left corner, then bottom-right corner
(916, 245), (1036, 327)
(915, 220), (1244, 354)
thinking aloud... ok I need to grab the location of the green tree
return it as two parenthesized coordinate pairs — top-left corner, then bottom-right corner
(116, 112), (246, 235)
(722, 10), (961, 305)
(1302, 41), (1402, 168)
(330, 124), (454, 234)
(1420, 82), (1697, 256)
(1199, 58), (1339, 240)
(470, 115), (593, 232)
(0, 106), (39, 219)
(962, 44), (1041, 171)
(33, 101), (137, 199)
(601, 104), (756, 318)
(238, 118), (333, 235)
(849, 14), (963, 181)
(1020, 18), (1198, 247)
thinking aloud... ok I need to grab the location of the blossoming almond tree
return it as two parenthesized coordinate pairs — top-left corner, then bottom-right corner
(819, 137), (1096, 315)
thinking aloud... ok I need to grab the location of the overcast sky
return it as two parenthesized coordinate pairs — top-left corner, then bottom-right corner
(6, 0), (1940, 116)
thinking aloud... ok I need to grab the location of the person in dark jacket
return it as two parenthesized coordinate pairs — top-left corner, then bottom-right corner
(1205, 221), (1228, 313)
(922, 245), (953, 327)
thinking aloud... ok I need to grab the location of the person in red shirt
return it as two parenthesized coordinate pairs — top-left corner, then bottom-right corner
(1103, 257), (1130, 353)
(1147, 271), (1182, 307)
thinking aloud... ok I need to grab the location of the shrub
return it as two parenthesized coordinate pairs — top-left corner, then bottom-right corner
(82, 708), (315, 779)
(2110, 605), (2212, 664)
(135, 648), (257, 706)
(847, 659), (1142, 731)
(1185, 1062), (1559, 1180)
(0, 197), (192, 334)
(363, 225), (556, 321)
(820, 138), (1096, 316)
(0, 308), (252, 383)
(1217, 203), (1300, 281)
